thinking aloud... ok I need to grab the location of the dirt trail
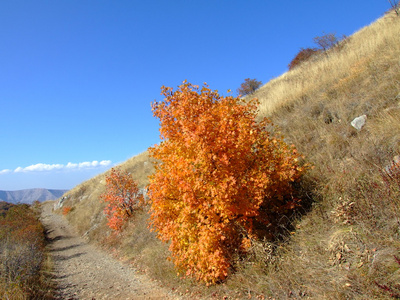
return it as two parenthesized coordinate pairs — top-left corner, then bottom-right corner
(40, 201), (178, 300)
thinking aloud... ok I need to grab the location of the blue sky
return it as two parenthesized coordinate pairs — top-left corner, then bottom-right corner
(0, 0), (390, 191)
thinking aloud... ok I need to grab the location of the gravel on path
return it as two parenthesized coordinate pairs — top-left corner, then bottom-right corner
(41, 201), (178, 300)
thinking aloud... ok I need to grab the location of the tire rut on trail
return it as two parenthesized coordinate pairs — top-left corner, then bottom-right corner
(40, 201), (177, 300)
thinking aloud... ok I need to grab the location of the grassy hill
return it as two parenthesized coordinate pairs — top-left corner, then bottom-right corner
(56, 10), (400, 299)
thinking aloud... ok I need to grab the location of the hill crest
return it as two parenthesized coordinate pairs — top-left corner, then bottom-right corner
(0, 188), (68, 204)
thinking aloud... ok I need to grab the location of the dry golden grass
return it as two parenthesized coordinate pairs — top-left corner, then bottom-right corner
(227, 9), (400, 299)
(58, 10), (400, 299)
(255, 12), (400, 118)
(59, 151), (154, 238)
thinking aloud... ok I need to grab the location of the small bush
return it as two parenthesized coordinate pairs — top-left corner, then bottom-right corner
(100, 167), (144, 232)
(62, 206), (72, 215)
(0, 201), (14, 217)
(313, 32), (340, 51)
(288, 48), (320, 70)
(237, 78), (262, 96)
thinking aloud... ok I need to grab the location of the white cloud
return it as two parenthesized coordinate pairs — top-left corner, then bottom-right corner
(78, 161), (92, 168)
(20, 163), (64, 172)
(66, 162), (78, 169)
(5, 160), (112, 173)
(100, 160), (112, 166)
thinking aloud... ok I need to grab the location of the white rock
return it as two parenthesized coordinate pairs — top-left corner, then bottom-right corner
(351, 115), (367, 130)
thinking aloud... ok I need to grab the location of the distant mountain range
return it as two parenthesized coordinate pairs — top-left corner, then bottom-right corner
(0, 188), (68, 204)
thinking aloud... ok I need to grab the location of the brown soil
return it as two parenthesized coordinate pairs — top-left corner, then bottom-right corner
(40, 201), (179, 300)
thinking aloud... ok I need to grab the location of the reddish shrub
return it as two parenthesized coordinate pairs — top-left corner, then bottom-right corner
(288, 48), (320, 70)
(100, 168), (144, 232)
(62, 206), (72, 215)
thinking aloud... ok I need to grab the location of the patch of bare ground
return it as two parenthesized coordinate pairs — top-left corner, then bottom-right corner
(40, 201), (179, 300)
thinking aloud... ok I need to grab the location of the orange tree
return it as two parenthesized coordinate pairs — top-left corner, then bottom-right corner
(148, 81), (306, 284)
(100, 168), (144, 232)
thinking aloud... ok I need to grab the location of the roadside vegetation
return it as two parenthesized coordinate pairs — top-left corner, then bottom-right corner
(0, 202), (53, 299)
(57, 9), (400, 299)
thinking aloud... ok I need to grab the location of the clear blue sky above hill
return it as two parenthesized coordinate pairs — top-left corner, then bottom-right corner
(0, 0), (390, 190)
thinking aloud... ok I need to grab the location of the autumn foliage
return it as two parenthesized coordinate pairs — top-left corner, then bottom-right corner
(101, 168), (144, 232)
(0, 204), (45, 248)
(0, 204), (47, 298)
(288, 47), (320, 70)
(148, 81), (306, 284)
(62, 206), (72, 215)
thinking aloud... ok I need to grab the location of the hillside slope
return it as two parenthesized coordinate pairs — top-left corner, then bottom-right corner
(56, 11), (400, 299)
(56, 151), (153, 236)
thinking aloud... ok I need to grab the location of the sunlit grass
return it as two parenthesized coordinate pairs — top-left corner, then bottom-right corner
(57, 10), (400, 298)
